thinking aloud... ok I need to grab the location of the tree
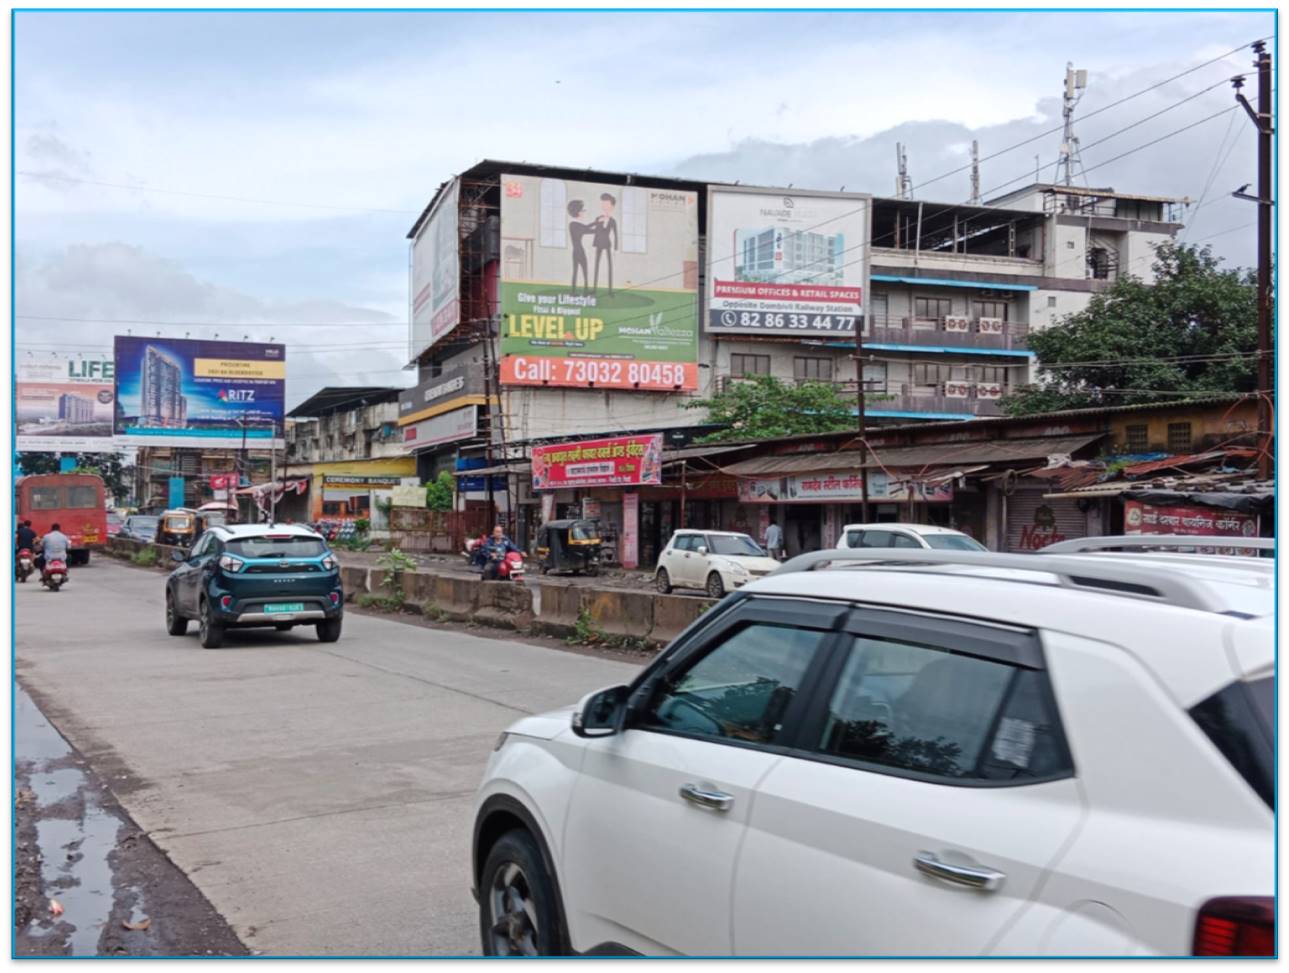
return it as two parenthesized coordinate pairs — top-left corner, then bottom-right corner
(16, 452), (134, 501)
(682, 374), (862, 442)
(425, 470), (456, 512)
(1002, 242), (1258, 416)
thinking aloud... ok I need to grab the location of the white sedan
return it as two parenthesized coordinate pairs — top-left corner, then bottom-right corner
(654, 530), (780, 598)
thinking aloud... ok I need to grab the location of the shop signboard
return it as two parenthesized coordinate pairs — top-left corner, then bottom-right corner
(531, 434), (663, 491)
(737, 470), (952, 503)
(1124, 499), (1260, 556)
(402, 405), (478, 451)
(397, 363), (483, 426)
(114, 337), (285, 447)
(498, 173), (700, 392)
(410, 177), (461, 357)
(706, 186), (870, 338)
(16, 351), (117, 452)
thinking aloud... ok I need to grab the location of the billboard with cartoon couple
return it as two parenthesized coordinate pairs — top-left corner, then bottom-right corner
(499, 173), (700, 392)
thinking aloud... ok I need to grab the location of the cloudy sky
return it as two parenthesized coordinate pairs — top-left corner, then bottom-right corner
(14, 8), (1273, 406)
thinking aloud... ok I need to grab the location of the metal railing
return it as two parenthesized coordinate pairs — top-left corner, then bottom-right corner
(827, 381), (1007, 416)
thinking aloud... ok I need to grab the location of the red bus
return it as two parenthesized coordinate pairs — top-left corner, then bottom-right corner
(16, 473), (108, 565)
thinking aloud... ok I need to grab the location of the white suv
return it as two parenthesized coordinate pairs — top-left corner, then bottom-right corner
(472, 537), (1273, 957)
(654, 530), (780, 598)
(837, 522), (986, 551)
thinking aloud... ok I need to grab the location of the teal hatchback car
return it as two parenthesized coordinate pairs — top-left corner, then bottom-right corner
(165, 524), (344, 648)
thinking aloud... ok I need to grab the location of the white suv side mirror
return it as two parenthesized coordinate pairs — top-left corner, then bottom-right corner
(696, 545), (708, 555)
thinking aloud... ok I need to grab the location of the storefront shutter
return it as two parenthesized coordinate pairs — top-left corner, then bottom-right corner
(1005, 482), (1088, 552)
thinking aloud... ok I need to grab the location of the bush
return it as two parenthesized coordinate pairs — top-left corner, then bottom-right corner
(131, 547), (158, 567)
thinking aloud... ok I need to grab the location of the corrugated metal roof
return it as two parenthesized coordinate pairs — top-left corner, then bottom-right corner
(722, 434), (1105, 476)
(661, 444), (754, 465)
(1121, 447), (1257, 477)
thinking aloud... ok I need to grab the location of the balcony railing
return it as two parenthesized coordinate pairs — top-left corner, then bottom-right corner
(830, 380), (1007, 417)
(867, 314), (1029, 351)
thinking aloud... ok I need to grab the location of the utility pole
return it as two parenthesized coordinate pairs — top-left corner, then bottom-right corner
(1233, 42), (1275, 481)
(1057, 63), (1088, 187)
(970, 140), (981, 204)
(854, 330), (870, 523)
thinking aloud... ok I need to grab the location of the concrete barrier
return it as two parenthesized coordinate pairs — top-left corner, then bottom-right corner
(532, 582), (583, 638)
(651, 594), (713, 644)
(340, 565), (370, 601)
(474, 582), (534, 630)
(583, 588), (654, 640)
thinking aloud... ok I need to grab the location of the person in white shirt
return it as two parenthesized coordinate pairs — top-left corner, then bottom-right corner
(764, 519), (784, 560)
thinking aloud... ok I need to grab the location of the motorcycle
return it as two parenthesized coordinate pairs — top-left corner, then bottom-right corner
(489, 550), (526, 583)
(15, 548), (34, 583)
(41, 558), (68, 592)
(466, 540), (525, 583)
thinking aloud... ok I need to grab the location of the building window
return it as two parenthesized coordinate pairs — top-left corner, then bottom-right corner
(1167, 422), (1193, 453)
(1125, 424), (1149, 452)
(973, 300), (1009, 321)
(539, 179), (567, 248)
(869, 292), (888, 329)
(1047, 296), (1058, 308)
(861, 362), (888, 393)
(620, 187), (647, 254)
(975, 365), (1006, 384)
(730, 353), (771, 378)
(914, 297), (953, 322)
(913, 363), (943, 387)
(794, 357), (834, 383)
(1088, 247), (1112, 279)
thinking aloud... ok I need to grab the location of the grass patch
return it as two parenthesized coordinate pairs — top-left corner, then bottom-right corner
(565, 607), (653, 652)
(130, 547), (158, 567)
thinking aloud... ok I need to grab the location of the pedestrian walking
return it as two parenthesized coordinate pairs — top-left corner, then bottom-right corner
(765, 518), (784, 561)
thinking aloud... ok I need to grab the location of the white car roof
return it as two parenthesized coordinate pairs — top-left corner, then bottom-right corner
(210, 523), (321, 539)
(676, 529), (752, 538)
(838, 523), (966, 536)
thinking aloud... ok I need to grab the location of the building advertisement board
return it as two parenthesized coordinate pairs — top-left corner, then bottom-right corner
(736, 470), (952, 503)
(410, 177), (461, 358)
(499, 173), (700, 392)
(1124, 500), (1260, 555)
(397, 363), (484, 426)
(16, 352), (117, 452)
(531, 434), (663, 490)
(706, 186), (869, 338)
(402, 405), (478, 451)
(114, 337), (285, 447)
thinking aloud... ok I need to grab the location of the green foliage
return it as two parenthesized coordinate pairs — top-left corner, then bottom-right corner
(565, 606), (652, 652)
(1003, 242), (1258, 416)
(354, 517), (371, 534)
(375, 547), (415, 607)
(17, 452), (134, 501)
(425, 471), (456, 512)
(130, 547), (158, 567)
(357, 592), (405, 612)
(682, 374), (862, 443)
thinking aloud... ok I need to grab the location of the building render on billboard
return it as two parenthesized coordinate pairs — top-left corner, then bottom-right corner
(404, 159), (1186, 560)
(140, 344), (188, 428)
(57, 393), (94, 425)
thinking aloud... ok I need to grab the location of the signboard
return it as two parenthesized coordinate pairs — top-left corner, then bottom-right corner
(16, 352), (116, 452)
(410, 177), (461, 358)
(1124, 500), (1260, 555)
(706, 186), (870, 337)
(736, 470), (952, 503)
(621, 491), (640, 570)
(499, 173), (700, 391)
(531, 434), (663, 491)
(114, 337), (285, 447)
(398, 364), (482, 425)
(402, 404), (477, 451)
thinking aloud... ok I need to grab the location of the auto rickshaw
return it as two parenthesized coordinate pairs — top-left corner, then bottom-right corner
(158, 507), (205, 549)
(534, 519), (602, 576)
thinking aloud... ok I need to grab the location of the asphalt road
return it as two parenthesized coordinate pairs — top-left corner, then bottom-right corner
(15, 559), (639, 956)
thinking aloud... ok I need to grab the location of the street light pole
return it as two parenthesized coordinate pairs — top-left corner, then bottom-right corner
(855, 328), (870, 522)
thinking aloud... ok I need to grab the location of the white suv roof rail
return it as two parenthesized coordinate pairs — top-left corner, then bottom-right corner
(1040, 535), (1274, 554)
(773, 548), (1228, 614)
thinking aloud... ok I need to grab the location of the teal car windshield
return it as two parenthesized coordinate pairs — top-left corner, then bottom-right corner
(226, 536), (327, 559)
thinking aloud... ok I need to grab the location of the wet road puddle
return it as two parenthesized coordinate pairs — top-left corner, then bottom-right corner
(17, 682), (122, 955)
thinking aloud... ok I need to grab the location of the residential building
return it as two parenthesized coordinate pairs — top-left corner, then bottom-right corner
(139, 344), (187, 427)
(57, 393), (94, 425)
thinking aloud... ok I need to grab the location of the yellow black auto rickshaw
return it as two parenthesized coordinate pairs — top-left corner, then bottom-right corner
(158, 508), (205, 549)
(534, 519), (602, 576)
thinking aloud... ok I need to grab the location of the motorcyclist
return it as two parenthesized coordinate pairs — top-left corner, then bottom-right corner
(36, 522), (71, 572)
(16, 519), (36, 555)
(480, 525), (520, 581)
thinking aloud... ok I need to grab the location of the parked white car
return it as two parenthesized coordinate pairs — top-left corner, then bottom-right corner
(472, 537), (1273, 957)
(837, 522), (987, 551)
(654, 529), (780, 598)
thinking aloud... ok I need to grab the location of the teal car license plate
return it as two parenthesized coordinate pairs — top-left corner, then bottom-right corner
(265, 602), (305, 614)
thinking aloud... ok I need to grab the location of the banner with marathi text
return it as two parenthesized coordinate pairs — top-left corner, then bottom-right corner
(531, 434), (663, 490)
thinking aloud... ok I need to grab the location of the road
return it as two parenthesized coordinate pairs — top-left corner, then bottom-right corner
(15, 559), (639, 956)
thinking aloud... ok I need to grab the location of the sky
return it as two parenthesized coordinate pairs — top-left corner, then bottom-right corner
(14, 9), (1275, 407)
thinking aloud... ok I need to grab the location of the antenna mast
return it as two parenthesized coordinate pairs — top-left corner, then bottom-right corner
(895, 142), (912, 199)
(969, 140), (981, 203)
(1057, 62), (1088, 186)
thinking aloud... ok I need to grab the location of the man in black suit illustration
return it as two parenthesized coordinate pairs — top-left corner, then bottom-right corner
(591, 193), (619, 296)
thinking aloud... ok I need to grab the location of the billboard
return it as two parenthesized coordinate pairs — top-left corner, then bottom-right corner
(1124, 500), (1260, 556)
(736, 470), (952, 503)
(15, 352), (117, 452)
(531, 434), (663, 490)
(706, 186), (870, 338)
(410, 178), (461, 359)
(113, 337), (285, 447)
(499, 173), (699, 392)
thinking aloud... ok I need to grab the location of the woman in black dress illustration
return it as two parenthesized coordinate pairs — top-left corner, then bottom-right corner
(567, 200), (594, 292)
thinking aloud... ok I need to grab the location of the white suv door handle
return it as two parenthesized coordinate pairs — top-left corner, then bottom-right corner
(913, 851), (1005, 892)
(679, 783), (733, 812)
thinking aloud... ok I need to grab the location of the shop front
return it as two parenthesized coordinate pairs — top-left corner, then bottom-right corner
(309, 457), (419, 526)
(397, 365), (491, 483)
(1004, 478), (1090, 552)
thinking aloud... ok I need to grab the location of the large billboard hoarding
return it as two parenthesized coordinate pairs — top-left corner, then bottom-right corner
(410, 177), (461, 359)
(114, 337), (285, 448)
(499, 173), (700, 392)
(16, 352), (117, 452)
(531, 434), (663, 490)
(706, 187), (870, 338)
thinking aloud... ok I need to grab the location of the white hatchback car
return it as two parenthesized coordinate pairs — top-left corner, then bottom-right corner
(837, 522), (987, 551)
(654, 529), (780, 598)
(472, 537), (1273, 957)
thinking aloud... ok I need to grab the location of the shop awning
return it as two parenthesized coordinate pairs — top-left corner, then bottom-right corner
(869, 274), (1038, 292)
(722, 434), (1106, 477)
(661, 444), (753, 466)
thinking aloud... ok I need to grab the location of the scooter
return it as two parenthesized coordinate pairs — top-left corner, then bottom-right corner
(481, 547), (526, 583)
(15, 548), (34, 583)
(41, 558), (68, 592)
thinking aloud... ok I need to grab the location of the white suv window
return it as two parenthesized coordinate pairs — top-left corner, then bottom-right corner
(642, 624), (830, 746)
(818, 636), (1071, 782)
(673, 534), (698, 552)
